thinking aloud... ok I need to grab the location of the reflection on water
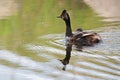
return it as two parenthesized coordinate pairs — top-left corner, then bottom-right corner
(84, 0), (120, 22)
(0, 0), (120, 80)
(0, 26), (120, 80)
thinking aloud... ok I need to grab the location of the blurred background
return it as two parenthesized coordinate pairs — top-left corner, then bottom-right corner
(0, 0), (120, 80)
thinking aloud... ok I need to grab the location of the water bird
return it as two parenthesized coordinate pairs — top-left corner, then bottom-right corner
(57, 10), (102, 70)
(57, 10), (102, 50)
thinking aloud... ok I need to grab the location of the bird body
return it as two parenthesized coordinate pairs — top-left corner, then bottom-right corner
(58, 10), (102, 50)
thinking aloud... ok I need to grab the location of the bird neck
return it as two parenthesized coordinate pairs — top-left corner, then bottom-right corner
(64, 16), (72, 37)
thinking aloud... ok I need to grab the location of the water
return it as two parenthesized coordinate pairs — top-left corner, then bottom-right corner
(0, 26), (120, 80)
(0, 0), (120, 80)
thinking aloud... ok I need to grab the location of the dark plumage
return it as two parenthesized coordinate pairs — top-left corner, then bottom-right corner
(57, 10), (102, 50)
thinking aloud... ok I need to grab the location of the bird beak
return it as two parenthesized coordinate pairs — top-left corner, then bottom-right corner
(57, 16), (61, 18)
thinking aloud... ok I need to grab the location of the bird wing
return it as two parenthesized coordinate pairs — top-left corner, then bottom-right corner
(82, 32), (95, 37)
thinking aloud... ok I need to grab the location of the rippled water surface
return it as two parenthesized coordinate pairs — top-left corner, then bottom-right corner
(0, 0), (120, 80)
(0, 26), (120, 80)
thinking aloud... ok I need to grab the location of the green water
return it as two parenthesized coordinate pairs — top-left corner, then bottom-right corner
(0, 0), (102, 57)
(0, 0), (106, 51)
(0, 0), (120, 80)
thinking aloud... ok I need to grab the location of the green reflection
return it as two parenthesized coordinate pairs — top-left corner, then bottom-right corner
(0, 0), (118, 68)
